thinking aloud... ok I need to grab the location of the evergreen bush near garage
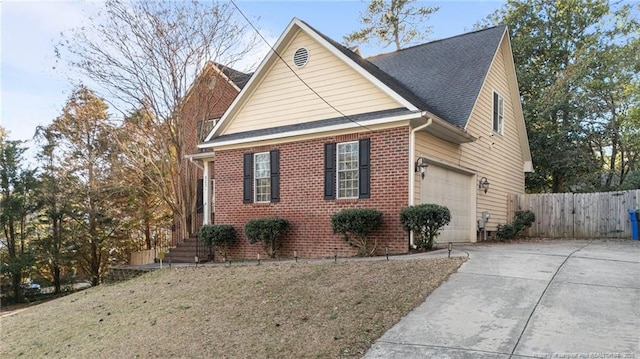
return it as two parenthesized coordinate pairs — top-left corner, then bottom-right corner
(331, 208), (383, 256)
(400, 204), (451, 250)
(244, 218), (290, 258)
(199, 224), (237, 260)
(496, 210), (536, 240)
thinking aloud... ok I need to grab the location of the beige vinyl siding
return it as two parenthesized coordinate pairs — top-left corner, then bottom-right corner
(414, 38), (525, 232)
(413, 131), (462, 201)
(223, 30), (402, 135)
(467, 38), (526, 229)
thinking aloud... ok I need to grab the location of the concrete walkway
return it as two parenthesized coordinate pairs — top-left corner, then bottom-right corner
(365, 239), (640, 358)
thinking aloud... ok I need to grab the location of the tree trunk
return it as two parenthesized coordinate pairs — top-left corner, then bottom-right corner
(53, 265), (61, 294)
(552, 171), (565, 193)
(144, 216), (152, 250)
(7, 219), (24, 302)
(11, 270), (23, 302)
(91, 241), (100, 286)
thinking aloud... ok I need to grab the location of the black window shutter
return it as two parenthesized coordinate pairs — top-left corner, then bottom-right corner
(324, 143), (336, 200)
(243, 153), (253, 204)
(196, 179), (203, 213)
(493, 92), (499, 131)
(359, 138), (370, 199)
(270, 150), (280, 203)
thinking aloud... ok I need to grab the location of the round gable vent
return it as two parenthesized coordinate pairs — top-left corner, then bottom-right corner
(293, 47), (309, 68)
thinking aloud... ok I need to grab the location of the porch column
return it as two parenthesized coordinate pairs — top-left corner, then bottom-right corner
(203, 160), (211, 225)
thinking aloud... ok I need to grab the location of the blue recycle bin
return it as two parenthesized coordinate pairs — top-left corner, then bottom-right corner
(629, 209), (639, 240)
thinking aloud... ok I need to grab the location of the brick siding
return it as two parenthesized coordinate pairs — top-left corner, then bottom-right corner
(173, 68), (241, 241)
(214, 126), (411, 260)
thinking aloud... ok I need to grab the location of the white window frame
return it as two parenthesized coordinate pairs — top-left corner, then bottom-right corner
(254, 152), (270, 203)
(336, 141), (359, 199)
(493, 91), (504, 134)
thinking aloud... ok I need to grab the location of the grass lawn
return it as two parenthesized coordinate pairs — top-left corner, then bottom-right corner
(0, 256), (464, 358)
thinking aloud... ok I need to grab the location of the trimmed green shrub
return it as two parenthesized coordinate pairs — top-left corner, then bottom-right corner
(199, 224), (237, 260)
(400, 204), (451, 250)
(331, 208), (383, 256)
(244, 218), (290, 258)
(496, 210), (536, 240)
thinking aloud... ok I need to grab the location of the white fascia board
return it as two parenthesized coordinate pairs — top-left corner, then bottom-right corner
(185, 152), (215, 160)
(524, 161), (534, 173)
(502, 29), (533, 165)
(198, 111), (423, 149)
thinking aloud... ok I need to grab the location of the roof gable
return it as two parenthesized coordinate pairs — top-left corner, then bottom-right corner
(201, 21), (514, 147)
(203, 18), (421, 143)
(368, 26), (507, 128)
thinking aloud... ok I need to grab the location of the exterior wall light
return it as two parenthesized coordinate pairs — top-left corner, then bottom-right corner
(479, 177), (490, 194)
(415, 157), (429, 179)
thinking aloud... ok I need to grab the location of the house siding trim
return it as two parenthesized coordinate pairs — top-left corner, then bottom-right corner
(199, 110), (423, 149)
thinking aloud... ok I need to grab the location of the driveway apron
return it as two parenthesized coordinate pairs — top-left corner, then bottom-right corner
(365, 240), (640, 358)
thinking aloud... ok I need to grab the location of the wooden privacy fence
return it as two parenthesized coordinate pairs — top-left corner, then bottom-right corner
(130, 249), (156, 266)
(508, 190), (640, 239)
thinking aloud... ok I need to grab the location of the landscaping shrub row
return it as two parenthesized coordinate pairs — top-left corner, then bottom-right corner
(199, 204), (452, 259)
(200, 207), (536, 259)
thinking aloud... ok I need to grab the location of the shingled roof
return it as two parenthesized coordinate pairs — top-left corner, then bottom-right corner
(200, 20), (509, 147)
(367, 26), (507, 128)
(216, 64), (252, 89)
(301, 20), (435, 113)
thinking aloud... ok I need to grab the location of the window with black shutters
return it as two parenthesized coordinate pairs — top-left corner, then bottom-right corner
(243, 150), (280, 204)
(324, 138), (370, 200)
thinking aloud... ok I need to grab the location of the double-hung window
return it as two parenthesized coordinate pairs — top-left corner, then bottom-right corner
(254, 152), (271, 203)
(324, 139), (370, 200)
(243, 150), (280, 204)
(493, 91), (504, 134)
(337, 142), (359, 199)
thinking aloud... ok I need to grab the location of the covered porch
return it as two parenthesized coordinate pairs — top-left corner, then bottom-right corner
(186, 151), (216, 227)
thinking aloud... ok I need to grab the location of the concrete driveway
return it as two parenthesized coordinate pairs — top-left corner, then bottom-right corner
(365, 240), (640, 358)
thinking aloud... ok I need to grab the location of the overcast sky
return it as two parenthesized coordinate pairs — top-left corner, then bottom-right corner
(1, 0), (504, 146)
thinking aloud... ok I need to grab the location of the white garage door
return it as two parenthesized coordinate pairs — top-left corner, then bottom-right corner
(420, 164), (475, 243)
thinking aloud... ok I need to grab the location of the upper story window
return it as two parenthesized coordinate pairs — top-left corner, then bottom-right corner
(337, 141), (359, 199)
(493, 91), (504, 134)
(197, 118), (219, 143)
(254, 152), (271, 203)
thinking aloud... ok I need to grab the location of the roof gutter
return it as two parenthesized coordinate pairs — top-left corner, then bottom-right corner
(185, 152), (215, 170)
(408, 113), (432, 249)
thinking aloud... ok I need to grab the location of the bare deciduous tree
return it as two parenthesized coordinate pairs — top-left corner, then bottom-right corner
(57, 0), (259, 240)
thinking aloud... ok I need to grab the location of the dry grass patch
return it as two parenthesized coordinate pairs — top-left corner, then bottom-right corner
(0, 257), (464, 358)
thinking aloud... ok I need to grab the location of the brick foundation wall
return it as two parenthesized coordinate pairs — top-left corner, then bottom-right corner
(213, 126), (410, 260)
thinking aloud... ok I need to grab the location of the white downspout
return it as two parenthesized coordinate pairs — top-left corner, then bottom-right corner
(408, 114), (432, 248)
(188, 156), (204, 170)
(203, 160), (211, 225)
